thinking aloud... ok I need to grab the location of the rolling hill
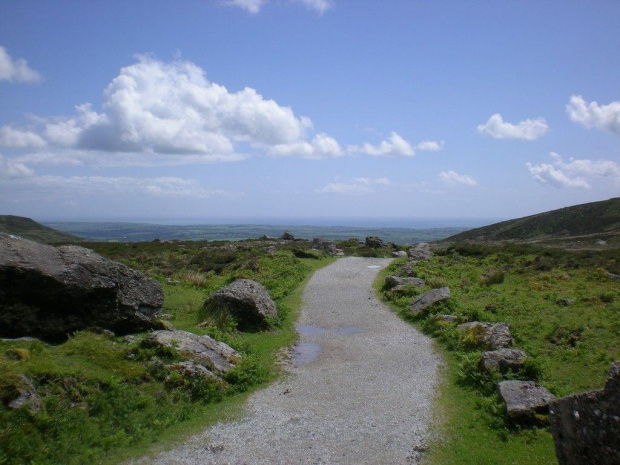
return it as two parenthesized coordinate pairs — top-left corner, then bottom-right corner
(444, 198), (620, 247)
(0, 215), (83, 244)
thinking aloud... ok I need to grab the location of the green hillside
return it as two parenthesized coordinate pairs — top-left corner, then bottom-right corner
(444, 198), (620, 245)
(0, 215), (83, 244)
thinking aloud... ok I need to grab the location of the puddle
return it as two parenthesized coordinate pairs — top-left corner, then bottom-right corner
(331, 326), (365, 336)
(367, 265), (381, 269)
(296, 324), (365, 337)
(296, 324), (327, 337)
(291, 342), (322, 366)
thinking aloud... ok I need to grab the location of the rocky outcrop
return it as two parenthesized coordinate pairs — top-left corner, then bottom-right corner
(280, 231), (295, 241)
(3, 375), (42, 413)
(549, 362), (620, 465)
(410, 287), (451, 316)
(168, 361), (221, 381)
(498, 380), (555, 422)
(392, 250), (408, 258)
(142, 330), (240, 374)
(458, 321), (512, 350)
(365, 236), (386, 249)
(0, 233), (164, 342)
(311, 238), (343, 256)
(433, 314), (458, 324)
(408, 243), (434, 261)
(202, 279), (277, 330)
(384, 276), (426, 289)
(480, 348), (527, 374)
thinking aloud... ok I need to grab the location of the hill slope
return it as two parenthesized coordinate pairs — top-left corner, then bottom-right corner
(0, 215), (83, 244)
(444, 198), (620, 245)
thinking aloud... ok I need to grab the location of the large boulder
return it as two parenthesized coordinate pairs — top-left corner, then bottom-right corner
(311, 238), (342, 256)
(0, 233), (164, 342)
(392, 250), (408, 258)
(410, 287), (451, 316)
(365, 236), (386, 249)
(142, 330), (240, 374)
(202, 279), (277, 330)
(458, 321), (512, 350)
(384, 275), (426, 289)
(280, 231), (295, 241)
(498, 380), (556, 422)
(549, 362), (620, 465)
(480, 348), (528, 374)
(408, 243), (434, 261)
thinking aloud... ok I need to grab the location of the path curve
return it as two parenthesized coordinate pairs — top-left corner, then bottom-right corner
(139, 257), (442, 464)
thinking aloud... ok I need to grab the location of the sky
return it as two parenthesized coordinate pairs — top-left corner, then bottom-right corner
(0, 0), (619, 226)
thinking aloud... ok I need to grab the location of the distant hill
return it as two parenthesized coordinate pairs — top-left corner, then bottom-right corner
(0, 215), (83, 244)
(444, 198), (620, 247)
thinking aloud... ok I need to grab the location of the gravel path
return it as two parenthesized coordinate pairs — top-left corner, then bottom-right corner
(136, 257), (442, 465)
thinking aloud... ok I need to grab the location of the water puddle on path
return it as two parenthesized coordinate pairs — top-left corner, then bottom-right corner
(296, 324), (327, 337)
(291, 342), (322, 366)
(367, 265), (381, 269)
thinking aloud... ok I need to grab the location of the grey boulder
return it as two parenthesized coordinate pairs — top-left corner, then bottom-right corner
(311, 238), (342, 255)
(408, 243), (434, 261)
(480, 348), (528, 374)
(458, 321), (512, 350)
(365, 236), (386, 248)
(498, 380), (556, 421)
(549, 361), (620, 465)
(392, 250), (408, 258)
(202, 279), (277, 330)
(410, 287), (451, 316)
(0, 233), (164, 342)
(142, 330), (240, 374)
(384, 275), (426, 289)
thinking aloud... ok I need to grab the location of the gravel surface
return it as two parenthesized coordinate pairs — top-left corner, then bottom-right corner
(134, 257), (442, 465)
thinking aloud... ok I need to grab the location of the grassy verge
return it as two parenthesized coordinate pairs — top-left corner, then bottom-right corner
(0, 239), (335, 465)
(375, 243), (619, 464)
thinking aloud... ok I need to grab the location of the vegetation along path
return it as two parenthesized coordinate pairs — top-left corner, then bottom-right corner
(137, 257), (442, 464)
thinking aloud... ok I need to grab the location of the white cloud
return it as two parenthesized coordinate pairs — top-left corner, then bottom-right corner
(0, 46), (42, 83)
(268, 133), (342, 159)
(4, 175), (241, 199)
(566, 95), (620, 136)
(0, 56), (316, 161)
(438, 170), (478, 187)
(477, 113), (549, 140)
(0, 126), (46, 148)
(526, 152), (620, 189)
(224, 0), (265, 14)
(349, 132), (415, 157)
(223, 0), (332, 14)
(293, 0), (333, 14)
(0, 153), (35, 179)
(315, 177), (390, 195)
(414, 140), (444, 152)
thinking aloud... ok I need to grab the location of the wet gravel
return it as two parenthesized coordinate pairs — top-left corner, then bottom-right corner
(133, 257), (442, 465)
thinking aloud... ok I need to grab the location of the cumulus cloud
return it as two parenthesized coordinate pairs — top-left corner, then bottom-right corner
(438, 170), (478, 187)
(414, 140), (444, 152)
(268, 133), (342, 159)
(0, 126), (46, 148)
(349, 132), (415, 157)
(566, 95), (620, 136)
(0, 46), (42, 83)
(526, 152), (620, 189)
(0, 56), (317, 160)
(315, 177), (390, 194)
(0, 153), (35, 179)
(477, 113), (549, 140)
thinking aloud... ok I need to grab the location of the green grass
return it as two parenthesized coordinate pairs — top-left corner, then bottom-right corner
(0, 240), (335, 465)
(375, 245), (619, 464)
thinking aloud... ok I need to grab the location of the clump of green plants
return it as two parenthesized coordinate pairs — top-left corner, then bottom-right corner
(376, 242), (620, 464)
(1, 240), (335, 465)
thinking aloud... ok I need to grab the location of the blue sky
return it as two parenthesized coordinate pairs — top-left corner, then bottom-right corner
(0, 1), (619, 225)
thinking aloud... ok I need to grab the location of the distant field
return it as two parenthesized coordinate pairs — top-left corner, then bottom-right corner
(43, 221), (470, 244)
